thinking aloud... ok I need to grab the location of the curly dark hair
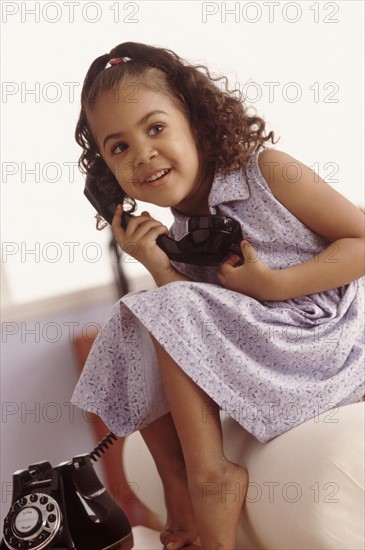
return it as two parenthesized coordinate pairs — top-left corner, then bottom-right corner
(75, 41), (276, 224)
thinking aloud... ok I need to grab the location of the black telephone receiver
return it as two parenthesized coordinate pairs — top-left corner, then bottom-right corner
(84, 174), (244, 266)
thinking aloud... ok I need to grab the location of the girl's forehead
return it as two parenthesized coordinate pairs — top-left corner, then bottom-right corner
(91, 82), (176, 113)
(87, 82), (185, 144)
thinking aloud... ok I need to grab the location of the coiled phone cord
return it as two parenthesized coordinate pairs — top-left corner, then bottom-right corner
(89, 432), (118, 462)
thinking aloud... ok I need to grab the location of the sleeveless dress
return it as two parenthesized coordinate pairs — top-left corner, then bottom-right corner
(71, 149), (364, 442)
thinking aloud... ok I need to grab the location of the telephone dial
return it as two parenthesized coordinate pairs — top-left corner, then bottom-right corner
(0, 434), (133, 550)
(84, 173), (244, 266)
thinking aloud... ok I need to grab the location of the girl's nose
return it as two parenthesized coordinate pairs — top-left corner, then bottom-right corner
(133, 140), (158, 165)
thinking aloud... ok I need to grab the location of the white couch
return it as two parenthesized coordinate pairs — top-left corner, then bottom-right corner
(124, 402), (364, 549)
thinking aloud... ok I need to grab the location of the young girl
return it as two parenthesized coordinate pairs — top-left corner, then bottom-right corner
(72, 41), (364, 549)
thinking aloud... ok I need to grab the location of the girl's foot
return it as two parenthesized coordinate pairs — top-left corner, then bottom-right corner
(159, 467), (199, 549)
(189, 458), (248, 550)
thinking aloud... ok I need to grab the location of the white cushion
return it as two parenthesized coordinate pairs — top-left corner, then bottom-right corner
(132, 526), (163, 549)
(223, 402), (365, 549)
(124, 402), (364, 550)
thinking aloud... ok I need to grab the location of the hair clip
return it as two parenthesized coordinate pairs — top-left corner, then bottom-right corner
(105, 57), (130, 69)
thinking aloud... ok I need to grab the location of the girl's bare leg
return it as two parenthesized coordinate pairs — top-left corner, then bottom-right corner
(151, 336), (248, 550)
(140, 414), (198, 549)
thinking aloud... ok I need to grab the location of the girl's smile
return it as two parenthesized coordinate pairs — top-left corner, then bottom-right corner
(142, 167), (171, 187)
(87, 83), (212, 215)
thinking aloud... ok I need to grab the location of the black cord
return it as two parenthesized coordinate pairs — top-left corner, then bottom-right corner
(87, 231), (127, 463)
(89, 432), (118, 462)
(109, 230), (129, 297)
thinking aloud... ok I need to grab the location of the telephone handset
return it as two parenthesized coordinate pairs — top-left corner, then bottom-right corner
(84, 174), (244, 266)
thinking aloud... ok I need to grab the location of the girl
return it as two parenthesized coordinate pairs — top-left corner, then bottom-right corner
(72, 42), (364, 549)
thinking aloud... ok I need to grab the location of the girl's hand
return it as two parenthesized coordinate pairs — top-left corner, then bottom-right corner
(111, 204), (172, 276)
(217, 240), (278, 301)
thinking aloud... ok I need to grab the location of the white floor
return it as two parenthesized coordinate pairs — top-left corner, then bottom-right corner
(132, 526), (163, 549)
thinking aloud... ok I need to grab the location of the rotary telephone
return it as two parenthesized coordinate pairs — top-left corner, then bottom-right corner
(0, 434), (132, 550)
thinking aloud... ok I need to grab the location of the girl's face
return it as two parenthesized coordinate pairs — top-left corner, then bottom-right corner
(87, 82), (212, 215)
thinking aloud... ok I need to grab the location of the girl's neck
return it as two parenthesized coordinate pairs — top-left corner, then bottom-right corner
(173, 169), (214, 217)
(173, 204), (211, 217)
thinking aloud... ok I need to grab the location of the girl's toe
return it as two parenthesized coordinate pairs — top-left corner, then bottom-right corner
(165, 528), (197, 550)
(160, 529), (174, 546)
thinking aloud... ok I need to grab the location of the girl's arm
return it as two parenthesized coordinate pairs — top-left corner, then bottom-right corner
(218, 149), (365, 301)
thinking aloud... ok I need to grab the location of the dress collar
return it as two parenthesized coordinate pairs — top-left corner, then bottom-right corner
(208, 168), (250, 207)
(171, 167), (250, 221)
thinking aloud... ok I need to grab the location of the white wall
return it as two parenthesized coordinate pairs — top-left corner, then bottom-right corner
(1, 0), (364, 305)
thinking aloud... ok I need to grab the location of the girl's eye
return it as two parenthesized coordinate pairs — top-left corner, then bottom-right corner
(110, 124), (163, 154)
(148, 124), (164, 136)
(111, 143), (126, 154)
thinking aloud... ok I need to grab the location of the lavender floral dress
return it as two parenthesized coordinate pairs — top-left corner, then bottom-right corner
(71, 149), (364, 442)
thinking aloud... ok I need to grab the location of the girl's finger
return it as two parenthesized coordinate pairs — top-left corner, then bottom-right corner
(219, 254), (241, 273)
(225, 254), (241, 266)
(150, 224), (169, 239)
(240, 240), (259, 263)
